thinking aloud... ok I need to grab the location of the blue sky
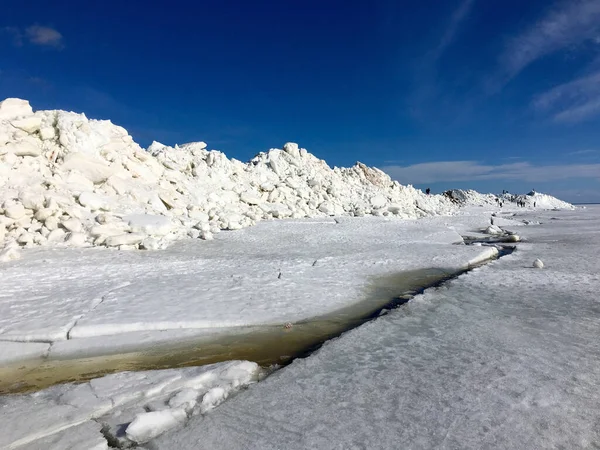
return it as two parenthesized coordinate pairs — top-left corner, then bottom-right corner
(2, 0), (600, 202)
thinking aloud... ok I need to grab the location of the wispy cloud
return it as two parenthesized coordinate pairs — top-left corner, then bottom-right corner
(409, 0), (476, 120)
(381, 160), (600, 184)
(567, 149), (599, 155)
(553, 97), (600, 122)
(2, 25), (64, 49)
(533, 70), (600, 122)
(498, 0), (600, 86)
(428, 0), (476, 63)
(533, 71), (600, 109)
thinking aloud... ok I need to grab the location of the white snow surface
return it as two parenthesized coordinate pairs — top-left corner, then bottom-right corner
(1, 360), (260, 449)
(3, 205), (593, 450)
(154, 205), (600, 450)
(0, 98), (571, 254)
(0, 214), (500, 354)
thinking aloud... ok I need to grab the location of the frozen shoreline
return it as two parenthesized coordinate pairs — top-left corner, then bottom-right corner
(1, 206), (592, 449)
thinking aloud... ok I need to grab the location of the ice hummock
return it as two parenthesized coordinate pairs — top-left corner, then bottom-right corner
(0, 98), (572, 254)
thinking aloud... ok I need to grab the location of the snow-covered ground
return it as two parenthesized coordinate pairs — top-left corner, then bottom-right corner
(151, 205), (600, 450)
(3, 205), (591, 449)
(0, 210), (510, 449)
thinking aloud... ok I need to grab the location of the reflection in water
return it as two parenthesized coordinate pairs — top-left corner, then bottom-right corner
(0, 267), (478, 394)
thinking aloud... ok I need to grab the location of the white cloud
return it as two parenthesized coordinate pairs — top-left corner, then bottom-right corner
(430, 0), (475, 62)
(533, 70), (600, 109)
(533, 70), (600, 122)
(553, 96), (600, 122)
(2, 25), (63, 49)
(381, 160), (600, 184)
(25, 25), (63, 48)
(498, 0), (600, 84)
(567, 149), (599, 155)
(409, 0), (476, 119)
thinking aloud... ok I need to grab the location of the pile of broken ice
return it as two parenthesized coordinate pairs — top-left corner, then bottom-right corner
(444, 188), (573, 210)
(2, 360), (261, 449)
(0, 97), (458, 257)
(0, 97), (573, 259)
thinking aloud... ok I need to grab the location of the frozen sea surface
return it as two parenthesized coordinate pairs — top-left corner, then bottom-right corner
(0, 214), (499, 366)
(154, 206), (600, 449)
(4, 206), (584, 448)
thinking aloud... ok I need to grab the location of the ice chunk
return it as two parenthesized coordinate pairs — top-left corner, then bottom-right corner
(283, 142), (301, 159)
(11, 116), (42, 134)
(484, 224), (503, 235)
(199, 387), (227, 413)
(40, 126), (56, 141)
(240, 191), (262, 205)
(61, 218), (83, 233)
(0, 98), (33, 120)
(318, 201), (337, 215)
(104, 233), (145, 247)
(61, 152), (117, 184)
(4, 203), (27, 220)
(19, 192), (45, 211)
(168, 388), (199, 410)
(370, 195), (387, 209)
(125, 214), (173, 236)
(65, 231), (88, 246)
(125, 409), (187, 444)
(5, 140), (43, 157)
(78, 192), (108, 210)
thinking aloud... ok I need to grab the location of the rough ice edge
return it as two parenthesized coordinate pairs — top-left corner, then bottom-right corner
(1, 360), (261, 449)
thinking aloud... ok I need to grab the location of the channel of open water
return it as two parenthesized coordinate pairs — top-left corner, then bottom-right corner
(0, 243), (514, 394)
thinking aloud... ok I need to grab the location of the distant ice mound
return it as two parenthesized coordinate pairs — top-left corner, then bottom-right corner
(443, 189), (498, 206)
(510, 191), (573, 210)
(0, 98), (459, 251)
(444, 189), (573, 210)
